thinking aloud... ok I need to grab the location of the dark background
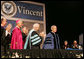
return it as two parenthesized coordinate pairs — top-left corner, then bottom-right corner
(31, 0), (83, 46)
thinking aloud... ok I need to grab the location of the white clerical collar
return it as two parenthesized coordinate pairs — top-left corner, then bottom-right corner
(16, 26), (20, 29)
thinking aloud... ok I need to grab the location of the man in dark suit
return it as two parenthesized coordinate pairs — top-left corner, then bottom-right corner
(1, 17), (7, 56)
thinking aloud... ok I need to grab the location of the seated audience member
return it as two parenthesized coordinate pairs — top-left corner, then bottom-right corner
(72, 40), (79, 49)
(62, 41), (69, 49)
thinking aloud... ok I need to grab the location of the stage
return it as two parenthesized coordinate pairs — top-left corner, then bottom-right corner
(1, 49), (83, 58)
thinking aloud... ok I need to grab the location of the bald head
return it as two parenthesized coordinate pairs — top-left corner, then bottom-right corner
(51, 25), (57, 33)
(73, 40), (77, 44)
(33, 23), (40, 31)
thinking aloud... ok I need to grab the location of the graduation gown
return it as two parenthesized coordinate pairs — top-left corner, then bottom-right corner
(10, 27), (23, 49)
(24, 29), (42, 49)
(43, 32), (61, 49)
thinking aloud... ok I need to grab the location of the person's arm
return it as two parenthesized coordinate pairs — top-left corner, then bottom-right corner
(40, 36), (44, 49)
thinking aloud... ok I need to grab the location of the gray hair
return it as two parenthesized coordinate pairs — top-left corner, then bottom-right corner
(33, 23), (40, 28)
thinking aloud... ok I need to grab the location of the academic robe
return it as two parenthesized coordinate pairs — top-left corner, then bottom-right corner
(43, 32), (61, 49)
(10, 27), (23, 49)
(24, 29), (42, 49)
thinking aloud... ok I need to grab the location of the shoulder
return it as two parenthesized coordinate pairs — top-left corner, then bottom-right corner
(12, 27), (20, 33)
(1, 27), (6, 33)
(13, 27), (19, 31)
(31, 31), (38, 36)
(32, 31), (37, 34)
(46, 32), (53, 37)
(1, 26), (5, 30)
